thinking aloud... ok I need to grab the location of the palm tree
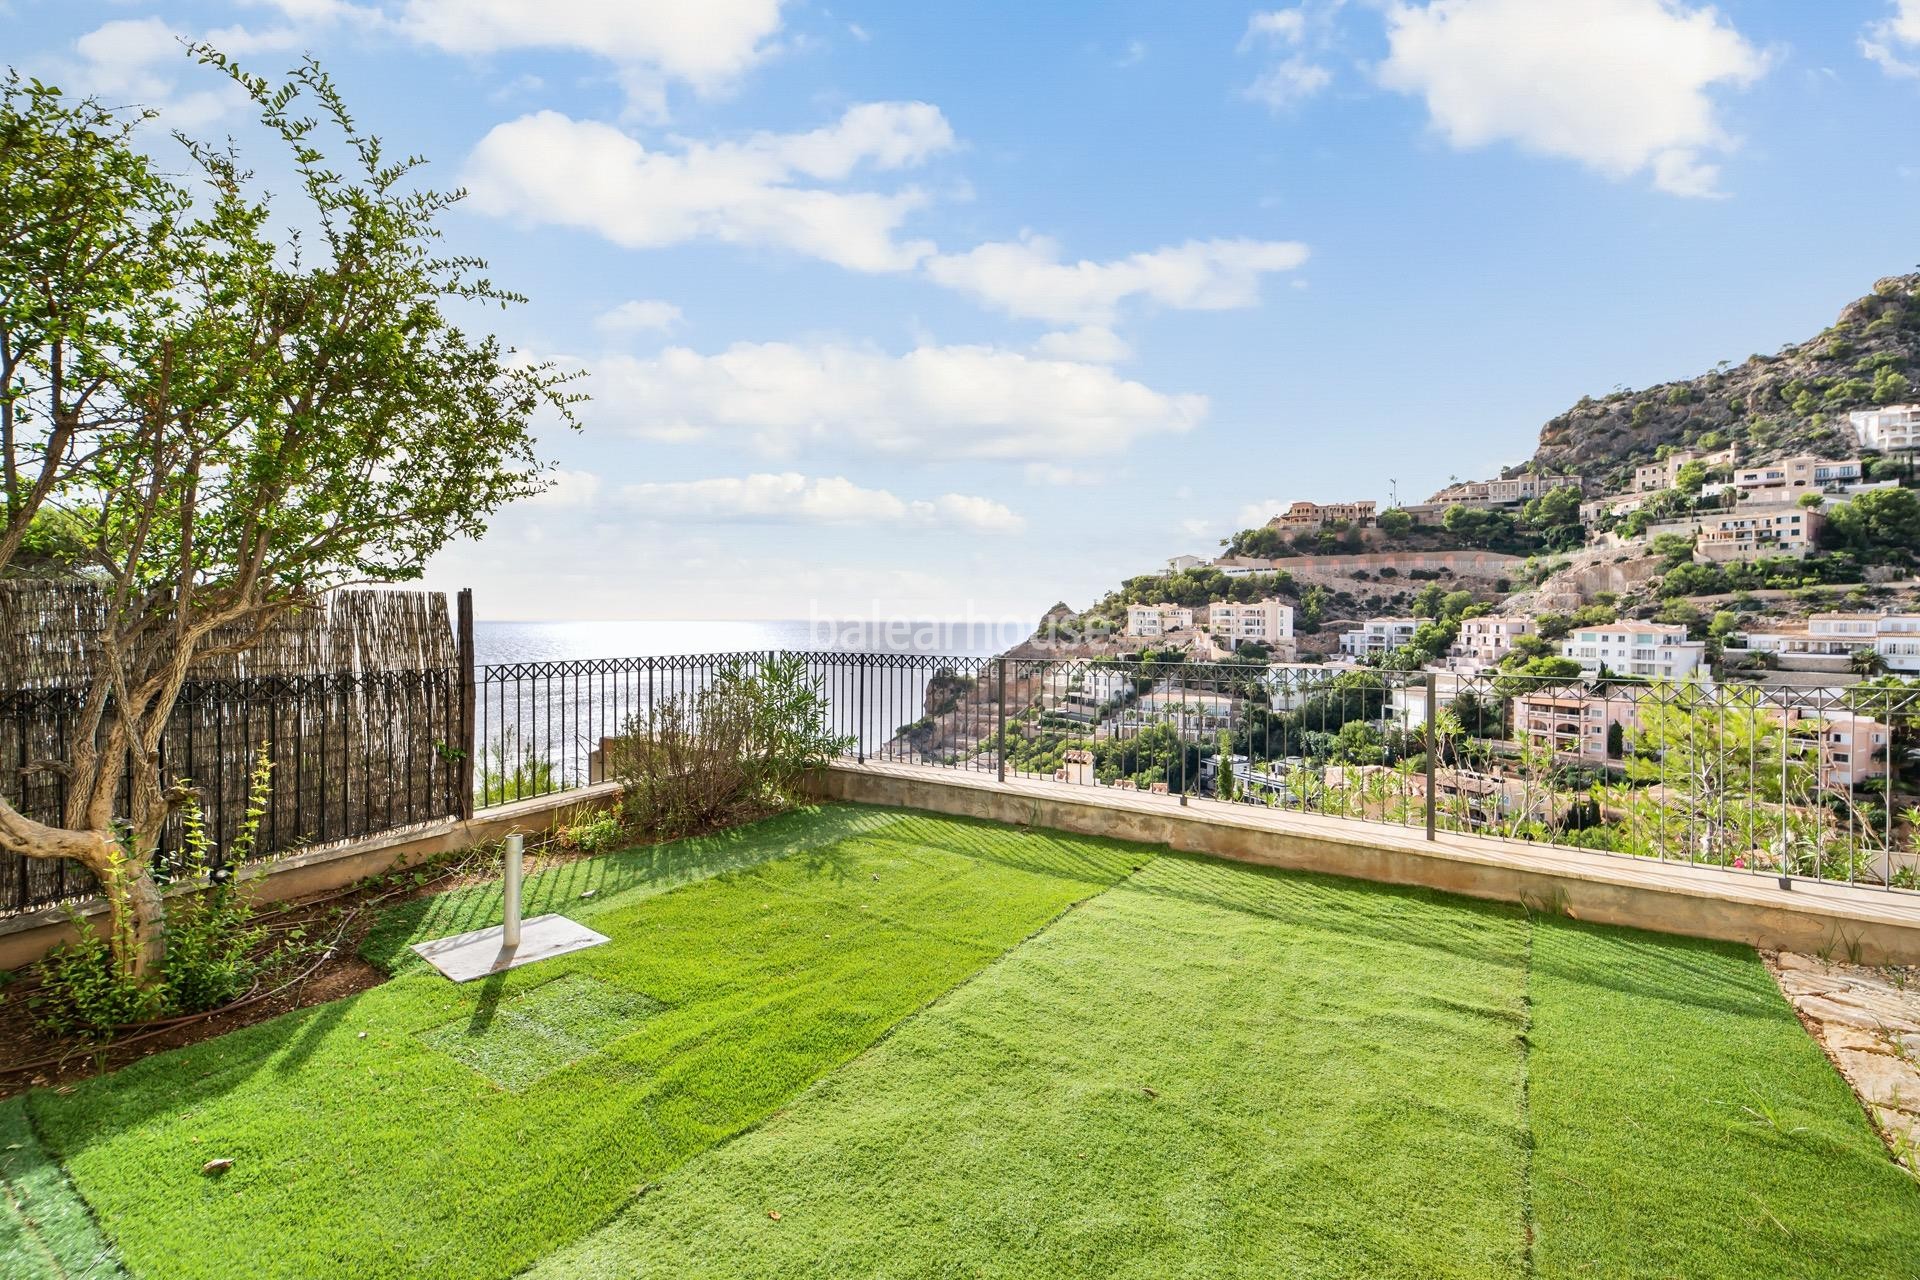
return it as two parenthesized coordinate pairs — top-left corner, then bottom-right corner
(1850, 647), (1890, 678)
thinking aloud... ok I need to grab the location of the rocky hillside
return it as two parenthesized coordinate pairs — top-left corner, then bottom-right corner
(1530, 273), (1920, 486)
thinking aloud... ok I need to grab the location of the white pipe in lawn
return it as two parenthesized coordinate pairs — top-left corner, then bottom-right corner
(503, 833), (524, 949)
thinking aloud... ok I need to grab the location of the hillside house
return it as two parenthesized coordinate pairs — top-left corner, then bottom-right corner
(1634, 446), (1738, 493)
(1207, 599), (1296, 657)
(1731, 456), (1863, 495)
(1125, 605), (1194, 638)
(1269, 500), (1377, 529)
(1851, 404), (1920, 453)
(1448, 616), (1537, 672)
(1340, 617), (1419, 657)
(1562, 623), (1707, 680)
(1733, 612), (1920, 675)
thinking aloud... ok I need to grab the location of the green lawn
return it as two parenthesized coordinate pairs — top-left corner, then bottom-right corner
(13, 804), (1920, 1279)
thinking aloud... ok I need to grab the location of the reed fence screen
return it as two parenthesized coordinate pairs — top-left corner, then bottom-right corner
(0, 585), (464, 915)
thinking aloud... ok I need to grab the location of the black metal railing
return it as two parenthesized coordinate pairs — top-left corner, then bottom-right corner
(0, 667), (464, 914)
(9, 641), (1916, 918)
(470, 649), (1920, 894)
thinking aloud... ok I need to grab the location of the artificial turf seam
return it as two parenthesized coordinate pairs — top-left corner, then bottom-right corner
(540, 853), (1166, 1257)
(1517, 913), (1537, 1280)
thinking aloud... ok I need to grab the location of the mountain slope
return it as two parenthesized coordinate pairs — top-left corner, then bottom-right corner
(1530, 273), (1919, 485)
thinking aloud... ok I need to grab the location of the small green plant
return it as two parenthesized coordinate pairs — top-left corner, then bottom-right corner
(161, 752), (273, 1014)
(560, 810), (625, 854)
(33, 746), (280, 1039)
(32, 917), (163, 1039)
(1735, 1088), (1809, 1140)
(476, 727), (562, 805)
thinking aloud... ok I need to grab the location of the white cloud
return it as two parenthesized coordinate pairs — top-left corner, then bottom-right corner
(1862, 1), (1920, 78)
(1024, 463), (1109, 487)
(586, 340), (1207, 460)
(594, 300), (684, 334)
(923, 234), (1309, 326)
(1378, 0), (1769, 197)
(68, 19), (240, 129)
(1116, 39), (1149, 69)
(522, 467), (603, 508)
(398, 0), (789, 100)
(1248, 57), (1334, 109)
(619, 473), (1023, 532)
(1241, 6), (1334, 109)
(1243, 10), (1310, 46)
(1033, 326), (1133, 364)
(1235, 500), (1283, 529)
(463, 103), (954, 274)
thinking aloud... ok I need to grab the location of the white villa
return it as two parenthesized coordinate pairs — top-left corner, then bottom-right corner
(1733, 612), (1920, 675)
(1561, 622), (1708, 681)
(1339, 617), (1419, 658)
(1208, 599), (1296, 655)
(1125, 604), (1194, 638)
(1851, 405), (1920, 453)
(1448, 616), (1537, 672)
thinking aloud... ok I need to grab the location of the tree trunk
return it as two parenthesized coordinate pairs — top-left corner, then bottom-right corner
(102, 829), (167, 983)
(0, 798), (166, 983)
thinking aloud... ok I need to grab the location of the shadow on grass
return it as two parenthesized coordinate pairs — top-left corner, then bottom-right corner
(1528, 915), (1798, 1020)
(0, 1096), (126, 1279)
(857, 811), (1155, 886)
(360, 804), (910, 973)
(1119, 852), (1531, 966)
(270, 989), (358, 1079)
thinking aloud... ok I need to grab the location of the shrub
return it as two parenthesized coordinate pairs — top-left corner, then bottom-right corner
(160, 764), (270, 1015)
(476, 728), (562, 805)
(33, 924), (164, 1039)
(611, 654), (853, 839)
(35, 749), (277, 1037)
(559, 810), (625, 854)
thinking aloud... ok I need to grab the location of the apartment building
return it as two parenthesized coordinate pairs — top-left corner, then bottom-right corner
(1579, 493), (1643, 526)
(1693, 504), (1825, 562)
(1561, 622), (1707, 680)
(1448, 616), (1537, 671)
(1339, 617), (1419, 657)
(1207, 598), (1297, 656)
(1734, 612), (1920, 674)
(1512, 689), (1642, 763)
(1851, 404), (1920, 453)
(1731, 455), (1863, 494)
(1429, 474), (1580, 509)
(1269, 500), (1378, 528)
(1486, 473), (1582, 505)
(1124, 604), (1194, 638)
(1639, 503), (1823, 562)
(1427, 480), (1489, 506)
(1794, 713), (1893, 789)
(1164, 554), (1206, 574)
(1634, 445), (1738, 493)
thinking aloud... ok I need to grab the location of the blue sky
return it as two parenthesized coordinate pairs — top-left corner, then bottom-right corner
(18, 1), (1920, 622)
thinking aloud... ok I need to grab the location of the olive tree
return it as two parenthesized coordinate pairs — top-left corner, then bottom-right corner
(0, 54), (582, 983)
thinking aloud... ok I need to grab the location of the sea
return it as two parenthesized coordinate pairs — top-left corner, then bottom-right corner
(473, 618), (1033, 665)
(470, 619), (1035, 770)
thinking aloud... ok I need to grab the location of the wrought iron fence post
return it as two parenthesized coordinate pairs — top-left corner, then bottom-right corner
(996, 657), (1008, 783)
(456, 587), (476, 821)
(856, 654), (868, 763)
(1424, 671), (1438, 842)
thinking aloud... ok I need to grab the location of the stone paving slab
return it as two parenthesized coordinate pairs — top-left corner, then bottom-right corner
(1766, 951), (1920, 1173)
